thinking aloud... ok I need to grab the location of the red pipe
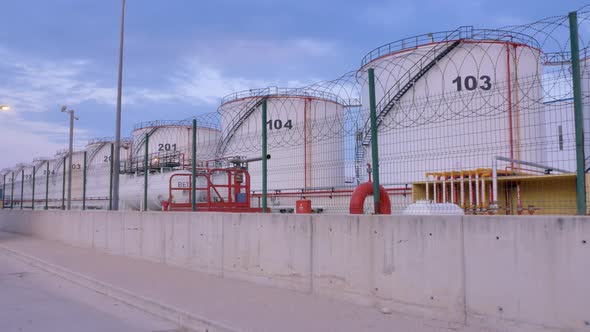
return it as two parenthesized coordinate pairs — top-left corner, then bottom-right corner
(304, 99), (308, 189)
(251, 187), (410, 197)
(506, 42), (515, 170)
(349, 182), (391, 214)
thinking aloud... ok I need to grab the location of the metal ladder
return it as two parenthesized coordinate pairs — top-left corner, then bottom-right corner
(132, 126), (159, 157)
(216, 91), (269, 156)
(354, 27), (470, 181)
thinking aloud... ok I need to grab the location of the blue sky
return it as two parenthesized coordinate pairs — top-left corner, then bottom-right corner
(0, 0), (587, 168)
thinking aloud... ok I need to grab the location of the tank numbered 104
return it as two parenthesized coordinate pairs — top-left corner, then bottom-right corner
(266, 119), (293, 130)
(452, 75), (492, 91)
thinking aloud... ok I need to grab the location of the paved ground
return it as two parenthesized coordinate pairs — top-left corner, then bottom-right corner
(0, 247), (179, 332)
(0, 232), (480, 332)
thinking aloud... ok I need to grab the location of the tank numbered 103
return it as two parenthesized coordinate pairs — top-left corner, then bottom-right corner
(452, 75), (492, 91)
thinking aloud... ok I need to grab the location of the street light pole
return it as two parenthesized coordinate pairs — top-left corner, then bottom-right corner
(61, 106), (78, 210)
(112, 0), (126, 211)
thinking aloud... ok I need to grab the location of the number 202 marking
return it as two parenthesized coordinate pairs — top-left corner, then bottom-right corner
(452, 75), (492, 91)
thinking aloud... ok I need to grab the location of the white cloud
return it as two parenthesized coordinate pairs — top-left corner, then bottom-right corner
(187, 38), (338, 69)
(0, 110), (91, 169)
(0, 42), (328, 169)
(169, 59), (268, 105)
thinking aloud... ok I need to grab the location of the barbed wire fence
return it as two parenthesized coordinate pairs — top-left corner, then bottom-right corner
(2, 7), (590, 215)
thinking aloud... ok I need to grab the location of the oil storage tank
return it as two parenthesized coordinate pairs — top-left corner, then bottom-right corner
(31, 157), (52, 209)
(358, 26), (545, 186)
(0, 169), (10, 208)
(19, 162), (37, 209)
(84, 137), (132, 209)
(121, 121), (221, 211)
(6, 164), (26, 209)
(46, 150), (68, 209)
(218, 87), (346, 197)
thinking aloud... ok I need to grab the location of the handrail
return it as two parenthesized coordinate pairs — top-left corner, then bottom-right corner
(360, 27), (465, 144)
(220, 86), (350, 107)
(361, 27), (540, 67)
(132, 126), (159, 157)
(133, 120), (191, 131)
(87, 136), (132, 145)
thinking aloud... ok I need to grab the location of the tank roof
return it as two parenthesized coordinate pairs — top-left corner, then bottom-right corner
(133, 120), (191, 131)
(361, 26), (540, 67)
(220, 86), (349, 107)
(133, 119), (221, 132)
(87, 136), (132, 145)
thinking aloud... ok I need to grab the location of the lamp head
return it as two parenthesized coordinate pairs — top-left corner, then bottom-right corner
(61, 105), (67, 112)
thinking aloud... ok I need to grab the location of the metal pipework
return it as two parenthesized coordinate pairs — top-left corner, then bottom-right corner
(229, 154), (271, 165)
(491, 156), (572, 212)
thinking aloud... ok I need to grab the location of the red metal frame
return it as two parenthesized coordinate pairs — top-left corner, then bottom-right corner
(165, 168), (264, 213)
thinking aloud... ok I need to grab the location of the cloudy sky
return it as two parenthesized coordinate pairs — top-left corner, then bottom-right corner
(0, 0), (586, 169)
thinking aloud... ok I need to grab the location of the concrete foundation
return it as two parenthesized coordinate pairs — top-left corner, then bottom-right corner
(0, 210), (588, 332)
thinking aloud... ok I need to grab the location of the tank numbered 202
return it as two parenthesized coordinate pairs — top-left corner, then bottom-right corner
(266, 119), (293, 130)
(158, 143), (177, 151)
(452, 75), (492, 91)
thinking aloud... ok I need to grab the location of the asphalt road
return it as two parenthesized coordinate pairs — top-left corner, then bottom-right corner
(0, 250), (180, 332)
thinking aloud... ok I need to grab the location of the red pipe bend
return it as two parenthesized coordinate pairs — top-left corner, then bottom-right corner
(349, 182), (392, 215)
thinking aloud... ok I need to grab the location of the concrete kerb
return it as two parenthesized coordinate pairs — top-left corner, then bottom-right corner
(0, 245), (240, 332)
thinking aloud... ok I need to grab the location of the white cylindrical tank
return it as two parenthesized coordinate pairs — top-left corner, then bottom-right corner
(84, 137), (133, 209)
(122, 123), (221, 211)
(11, 163), (32, 209)
(359, 28), (545, 185)
(7, 164), (27, 208)
(218, 88), (346, 192)
(0, 169), (10, 207)
(1, 167), (18, 206)
(47, 150), (68, 209)
(20, 163), (36, 209)
(32, 158), (51, 209)
(131, 121), (192, 163)
(131, 121), (221, 165)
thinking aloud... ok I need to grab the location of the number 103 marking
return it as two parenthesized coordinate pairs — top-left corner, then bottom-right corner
(452, 75), (492, 91)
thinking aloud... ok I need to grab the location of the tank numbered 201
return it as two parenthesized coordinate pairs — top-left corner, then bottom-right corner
(266, 119), (293, 130)
(452, 75), (492, 91)
(158, 143), (177, 152)
(104, 156), (112, 162)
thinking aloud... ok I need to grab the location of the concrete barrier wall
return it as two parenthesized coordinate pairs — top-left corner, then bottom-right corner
(0, 210), (588, 332)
